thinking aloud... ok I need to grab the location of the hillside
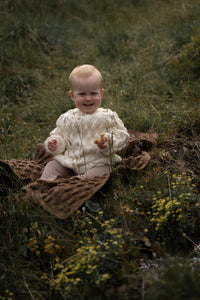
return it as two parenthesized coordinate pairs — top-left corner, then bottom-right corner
(0, 0), (200, 299)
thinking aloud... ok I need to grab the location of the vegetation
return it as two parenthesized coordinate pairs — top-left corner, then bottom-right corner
(0, 0), (200, 298)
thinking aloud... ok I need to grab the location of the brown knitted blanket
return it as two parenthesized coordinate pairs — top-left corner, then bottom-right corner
(0, 131), (158, 218)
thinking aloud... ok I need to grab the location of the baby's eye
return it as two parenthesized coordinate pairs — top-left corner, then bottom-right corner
(91, 92), (98, 95)
(78, 93), (85, 96)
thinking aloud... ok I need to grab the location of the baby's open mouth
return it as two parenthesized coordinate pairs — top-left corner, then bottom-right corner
(84, 103), (93, 106)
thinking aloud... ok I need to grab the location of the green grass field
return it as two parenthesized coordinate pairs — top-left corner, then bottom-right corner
(0, 0), (200, 299)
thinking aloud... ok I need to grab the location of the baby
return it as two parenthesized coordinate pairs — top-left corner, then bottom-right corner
(41, 64), (129, 180)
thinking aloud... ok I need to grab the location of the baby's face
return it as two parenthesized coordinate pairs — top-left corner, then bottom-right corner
(69, 73), (104, 114)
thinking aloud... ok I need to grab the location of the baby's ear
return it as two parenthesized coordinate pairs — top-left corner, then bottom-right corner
(69, 90), (74, 101)
(101, 88), (104, 97)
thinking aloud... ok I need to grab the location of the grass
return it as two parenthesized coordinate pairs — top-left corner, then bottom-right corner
(0, 0), (200, 299)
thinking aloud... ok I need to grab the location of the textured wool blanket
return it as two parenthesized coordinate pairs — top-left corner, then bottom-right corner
(0, 131), (158, 219)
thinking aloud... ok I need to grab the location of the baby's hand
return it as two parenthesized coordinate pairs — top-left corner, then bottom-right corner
(48, 139), (57, 152)
(94, 133), (108, 149)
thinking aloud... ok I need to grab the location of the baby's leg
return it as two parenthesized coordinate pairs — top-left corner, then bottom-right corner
(40, 159), (74, 181)
(80, 165), (110, 179)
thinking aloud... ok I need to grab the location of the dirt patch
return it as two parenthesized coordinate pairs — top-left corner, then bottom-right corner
(157, 127), (200, 189)
(163, 137), (200, 175)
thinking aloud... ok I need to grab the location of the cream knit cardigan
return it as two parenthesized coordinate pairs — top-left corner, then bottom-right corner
(44, 108), (130, 174)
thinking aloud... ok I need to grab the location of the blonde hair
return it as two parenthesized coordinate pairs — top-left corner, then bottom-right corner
(69, 64), (103, 89)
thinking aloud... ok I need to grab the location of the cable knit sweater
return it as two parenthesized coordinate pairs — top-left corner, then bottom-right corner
(44, 108), (129, 174)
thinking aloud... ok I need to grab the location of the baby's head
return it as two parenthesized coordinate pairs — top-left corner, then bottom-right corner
(69, 64), (103, 90)
(69, 64), (104, 114)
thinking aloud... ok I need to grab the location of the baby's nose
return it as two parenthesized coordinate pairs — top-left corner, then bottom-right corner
(85, 94), (92, 100)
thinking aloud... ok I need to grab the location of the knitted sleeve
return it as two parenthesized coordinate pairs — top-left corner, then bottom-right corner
(44, 113), (69, 155)
(102, 110), (129, 155)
